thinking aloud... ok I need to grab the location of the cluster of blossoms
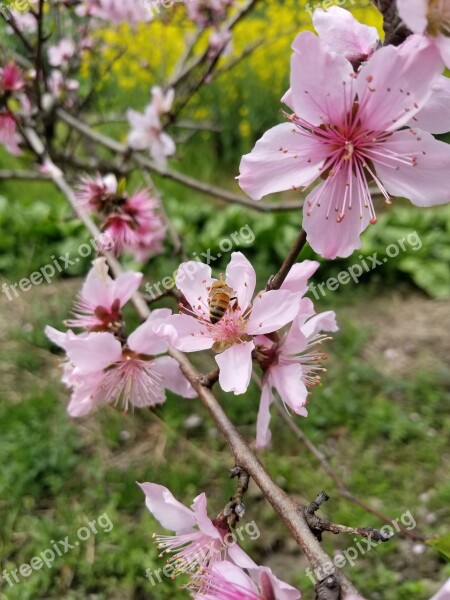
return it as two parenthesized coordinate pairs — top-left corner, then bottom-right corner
(46, 251), (335, 448)
(158, 252), (337, 447)
(138, 482), (301, 599)
(127, 86), (176, 169)
(75, 173), (166, 260)
(45, 258), (195, 417)
(238, 6), (450, 259)
(0, 62), (26, 156)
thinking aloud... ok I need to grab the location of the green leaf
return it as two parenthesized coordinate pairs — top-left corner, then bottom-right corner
(428, 533), (450, 561)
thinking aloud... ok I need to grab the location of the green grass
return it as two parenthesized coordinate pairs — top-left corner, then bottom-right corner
(0, 280), (449, 600)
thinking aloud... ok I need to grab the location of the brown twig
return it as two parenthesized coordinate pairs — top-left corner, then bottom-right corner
(199, 367), (220, 388)
(1, 12), (34, 54)
(218, 465), (250, 529)
(304, 492), (391, 543)
(34, 0), (45, 109)
(0, 169), (50, 180)
(266, 227), (307, 291)
(371, 0), (412, 46)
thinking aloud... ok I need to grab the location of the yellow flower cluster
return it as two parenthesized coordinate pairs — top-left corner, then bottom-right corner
(89, 1), (383, 142)
(95, 1), (381, 88)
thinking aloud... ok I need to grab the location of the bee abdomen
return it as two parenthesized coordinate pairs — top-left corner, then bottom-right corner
(209, 298), (229, 324)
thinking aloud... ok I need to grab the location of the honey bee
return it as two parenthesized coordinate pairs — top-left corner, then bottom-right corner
(208, 275), (237, 324)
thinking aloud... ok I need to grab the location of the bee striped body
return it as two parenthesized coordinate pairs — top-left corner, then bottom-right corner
(208, 278), (236, 324)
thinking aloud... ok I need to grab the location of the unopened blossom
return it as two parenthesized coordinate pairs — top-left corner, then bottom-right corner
(239, 30), (450, 258)
(45, 309), (195, 416)
(430, 577), (450, 600)
(195, 560), (301, 600)
(48, 38), (76, 68)
(65, 258), (142, 331)
(0, 63), (25, 95)
(254, 302), (338, 448)
(0, 113), (22, 156)
(158, 252), (300, 395)
(127, 103), (176, 168)
(397, 0), (450, 67)
(138, 483), (255, 580)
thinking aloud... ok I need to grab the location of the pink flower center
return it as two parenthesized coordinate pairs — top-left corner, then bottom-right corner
(67, 297), (123, 332)
(184, 281), (252, 350)
(154, 523), (228, 578)
(287, 86), (420, 224)
(256, 333), (330, 388)
(94, 351), (164, 410)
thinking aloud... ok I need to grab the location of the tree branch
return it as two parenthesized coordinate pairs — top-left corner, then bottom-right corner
(55, 108), (304, 213)
(266, 227), (307, 291)
(371, 0), (411, 46)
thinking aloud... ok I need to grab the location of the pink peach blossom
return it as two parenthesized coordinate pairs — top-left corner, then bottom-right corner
(312, 6), (379, 65)
(159, 252), (301, 395)
(127, 104), (175, 168)
(0, 62), (25, 94)
(75, 173), (118, 211)
(65, 258), (142, 331)
(397, 0), (450, 68)
(77, 0), (151, 24)
(48, 38), (76, 67)
(195, 560), (301, 599)
(47, 69), (80, 99)
(299, 8), (450, 135)
(0, 113), (22, 156)
(45, 309), (195, 416)
(254, 297), (338, 448)
(239, 31), (450, 258)
(138, 483), (255, 580)
(99, 189), (165, 259)
(7, 11), (37, 33)
(151, 86), (175, 116)
(430, 577), (450, 600)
